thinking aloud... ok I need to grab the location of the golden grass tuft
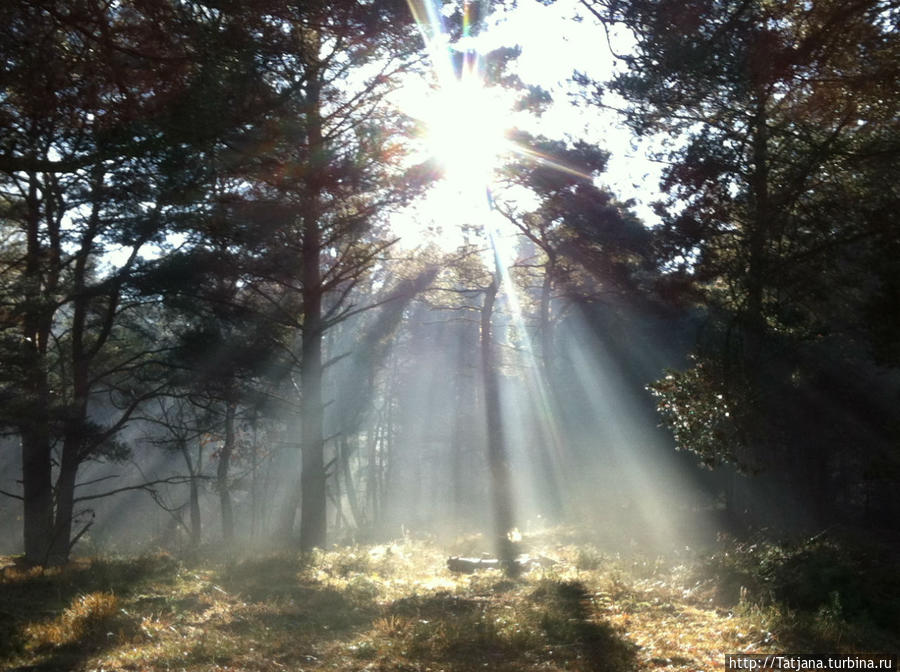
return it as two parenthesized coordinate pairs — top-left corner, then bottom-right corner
(25, 591), (121, 648)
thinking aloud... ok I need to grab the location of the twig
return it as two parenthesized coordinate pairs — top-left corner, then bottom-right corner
(74, 474), (120, 489)
(72, 476), (201, 503)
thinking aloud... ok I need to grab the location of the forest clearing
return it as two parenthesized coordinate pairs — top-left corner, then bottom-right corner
(2, 528), (898, 672)
(2, 0), (899, 669)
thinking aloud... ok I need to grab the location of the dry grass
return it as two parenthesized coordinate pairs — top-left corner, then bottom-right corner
(24, 591), (121, 648)
(1, 530), (896, 672)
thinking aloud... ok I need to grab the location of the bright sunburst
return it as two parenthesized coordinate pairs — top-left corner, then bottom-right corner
(420, 77), (511, 194)
(397, 0), (591, 252)
(403, 0), (516, 202)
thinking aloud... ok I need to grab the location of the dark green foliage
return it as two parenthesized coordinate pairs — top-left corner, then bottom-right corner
(648, 358), (747, 470)
(500, 131), (653, 298)
(0, 0), (297, 564)
(701, 533), (900, 634)
(585, 0), (900, 516)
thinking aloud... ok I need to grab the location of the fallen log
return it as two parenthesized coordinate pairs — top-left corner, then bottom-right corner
(446, 556), (501, 573)
(446, 554), (556, 573)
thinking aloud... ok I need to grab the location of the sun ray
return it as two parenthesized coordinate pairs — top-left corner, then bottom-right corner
(507, 144), (594, 181)
(397, 0), (711, 552)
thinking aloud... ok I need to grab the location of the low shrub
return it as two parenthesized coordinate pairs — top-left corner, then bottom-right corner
(699, 532), (900, 648)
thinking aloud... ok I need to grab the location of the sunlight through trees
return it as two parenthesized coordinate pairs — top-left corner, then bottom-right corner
(0, 0), (897, 585)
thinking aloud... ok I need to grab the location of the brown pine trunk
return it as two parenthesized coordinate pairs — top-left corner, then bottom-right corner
(299, 257), (325, 552)
(299, 53), (327, 553)
(249, 418), (260, 540)
(481, 277), (517, 574)
(48, 213), (95, 565)
(20, 169), (55, 565)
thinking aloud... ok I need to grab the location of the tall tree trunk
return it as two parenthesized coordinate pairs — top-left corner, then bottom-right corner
(48, 201), (96, 564)
(20, 344), (53, 564)
(181, 440), (202, 548)
(451, 365), (465, 529)
(299, 248), (326, 552)
(20, 167), (54, 565)
(190, 469), (202, 548)
(535, 253), (564, 520)
(333, 462), (343, 532)
(249, 416), (259, 540)
(299, 55), (327, 553)
(20, 429), (53, 565)
(50, 342), (90, 565)
(481, 277), (517, 574)
(367, 417), (384, 525)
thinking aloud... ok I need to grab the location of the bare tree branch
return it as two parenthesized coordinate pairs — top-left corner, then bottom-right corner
(72, 476), (203, 503)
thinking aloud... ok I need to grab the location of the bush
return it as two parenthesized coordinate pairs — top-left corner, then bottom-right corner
(700, 532), (900, 644)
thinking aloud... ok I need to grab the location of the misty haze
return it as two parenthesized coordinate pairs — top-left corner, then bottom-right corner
(1, 0), (898, 670)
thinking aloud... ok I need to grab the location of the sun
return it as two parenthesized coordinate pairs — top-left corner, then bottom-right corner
(419, 77), (512, 195)
(389, 71), (515, 250)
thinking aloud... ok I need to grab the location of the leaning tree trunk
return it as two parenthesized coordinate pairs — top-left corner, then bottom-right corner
(298, 223), (326, 552)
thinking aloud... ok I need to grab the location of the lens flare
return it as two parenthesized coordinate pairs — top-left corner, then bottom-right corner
(422, 80), (510, 192)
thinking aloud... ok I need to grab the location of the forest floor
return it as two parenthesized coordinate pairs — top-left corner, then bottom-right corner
(1, 527), (898, 672)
